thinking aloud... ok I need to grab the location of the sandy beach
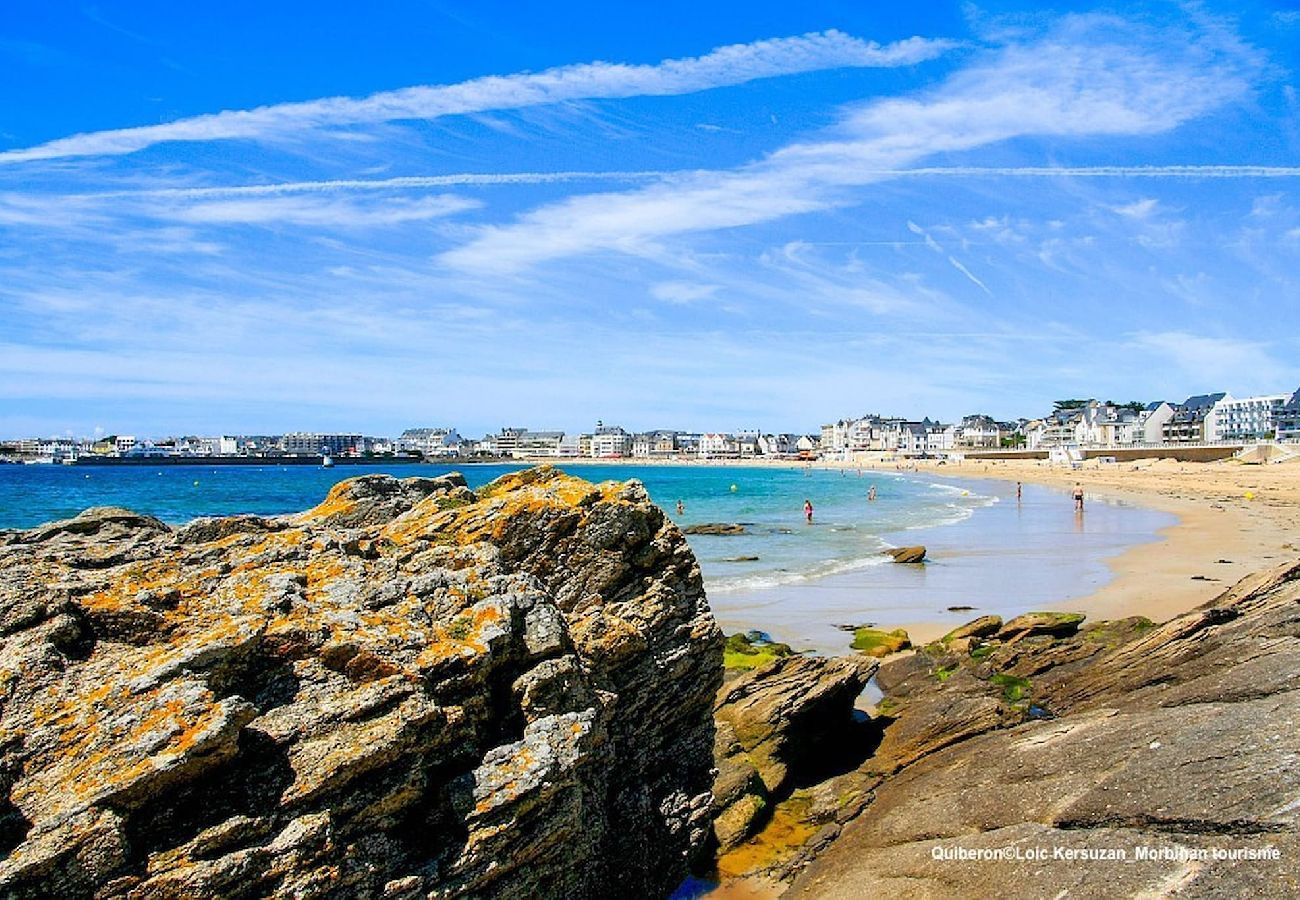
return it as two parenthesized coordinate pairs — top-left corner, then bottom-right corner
(877, 455), (1300, 643)
(516, 453), (1300, 645)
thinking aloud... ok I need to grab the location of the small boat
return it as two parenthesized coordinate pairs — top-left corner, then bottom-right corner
(321, 454), (335, 468)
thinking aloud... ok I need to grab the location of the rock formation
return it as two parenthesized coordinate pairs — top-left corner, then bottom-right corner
(788, 559), (1300, 897)
(682, 524), (747, 536)
(711, 656), (876, 852)
(885, 546), (926, 564)
(0, 467), (722, 899)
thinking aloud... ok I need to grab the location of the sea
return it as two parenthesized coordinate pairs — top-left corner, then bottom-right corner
(0, 461), (1175, 653)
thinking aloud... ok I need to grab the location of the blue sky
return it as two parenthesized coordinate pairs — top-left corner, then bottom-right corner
(3, 1), (1299, 439)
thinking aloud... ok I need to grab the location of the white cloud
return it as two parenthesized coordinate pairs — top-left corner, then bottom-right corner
(1125, 331), (1292, 388)
(649, 281), (720, 304)
(0, 30), (955, 164)
(438, 14), (1262, 273)
(1111, 198), (1159, 218)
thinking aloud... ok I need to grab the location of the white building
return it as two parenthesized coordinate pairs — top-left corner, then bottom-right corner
(1276, 388), (1300, 442)
(1134, 403), (1174, 444)
(590, 422), (630, 458)
(954, 415), (1001, 448)
(517, 431), (565, 457)
(698, 432), (737, 458)
(114, 435), (138, 455)
(1216, 394), (1290, 441)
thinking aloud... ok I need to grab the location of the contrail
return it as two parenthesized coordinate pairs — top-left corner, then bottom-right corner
(87, 164), (1300, 202)
(867, 165), (1300, 178)
(90, 170), (670, 200)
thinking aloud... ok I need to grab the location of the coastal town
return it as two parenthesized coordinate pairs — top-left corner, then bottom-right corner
(4, 387), (1299, 464)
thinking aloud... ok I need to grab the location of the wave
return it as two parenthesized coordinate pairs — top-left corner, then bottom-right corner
(706, 551), (892, 594)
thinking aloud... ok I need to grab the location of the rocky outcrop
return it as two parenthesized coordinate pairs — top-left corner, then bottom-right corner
(683, 524), (747, 536)
(0, 466), (722, 899)
(885, 546), (926, 564)
(711, 656), (876, 852)
(789, 559), (1300, 897)
(851, 627), (911, 658)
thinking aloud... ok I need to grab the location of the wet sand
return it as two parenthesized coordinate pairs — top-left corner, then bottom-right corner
(878, 456), (1300, 644)
(708, 477), (1176, 654)
(704, 454), (1300, 651)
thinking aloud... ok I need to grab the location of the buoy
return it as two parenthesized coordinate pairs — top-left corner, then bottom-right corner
(193, 480), (200, 486)
(729, 484), (738, 492)
(962, 490), (969, 496)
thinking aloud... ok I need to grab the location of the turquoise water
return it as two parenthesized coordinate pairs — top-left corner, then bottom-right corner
(0, 462), (988, 589)
(0, 462), (1174, 652)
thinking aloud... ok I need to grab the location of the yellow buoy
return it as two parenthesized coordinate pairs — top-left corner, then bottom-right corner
(729, 484), (738, 492)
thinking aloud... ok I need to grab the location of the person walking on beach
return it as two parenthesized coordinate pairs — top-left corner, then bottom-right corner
(804, 499), (814, 523)
(1072, 483), (1084, 512)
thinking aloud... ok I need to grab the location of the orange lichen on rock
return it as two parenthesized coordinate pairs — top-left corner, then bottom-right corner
(294, 482), (359, 522)
(0, 467), (721, 899)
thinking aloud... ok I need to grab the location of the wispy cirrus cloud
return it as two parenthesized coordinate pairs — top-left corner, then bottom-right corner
(172, 193), (479, 226)
(0, 30), (955, 165)
(438, 14), (1263, 274)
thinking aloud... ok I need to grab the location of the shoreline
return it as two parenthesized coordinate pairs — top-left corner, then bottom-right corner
(878, 457), (1300, 644)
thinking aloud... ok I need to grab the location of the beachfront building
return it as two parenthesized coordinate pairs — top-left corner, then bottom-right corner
(494, 428), (527, 457)
(736, 430), (760, 457)
(1216, 394), (1290, 441)
(175, 436), (222, 456)
(758, 433), (799, 457)
(114, 436), (138, 455)
(954, 414), (1001, 448)
(797, 434), (820, 455)
(1276, 389), (1300, 442)
(516, 431), (565, 457)
(631, 431), (679, 458)
(590, 422), (630, 458)
(699, 432), (738, 458)
(556, 433), (583, 457)
(1135, 402), (1175, 444)
(1162, 393), (1229, 443)
(396, 427), (461, 455)
(1027, 401), (1143, 449)
(281, 433), (363, 456)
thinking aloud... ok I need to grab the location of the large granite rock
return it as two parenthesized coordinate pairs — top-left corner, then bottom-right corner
(790, 559), (1300, 897)
(0, 466), (723, 899)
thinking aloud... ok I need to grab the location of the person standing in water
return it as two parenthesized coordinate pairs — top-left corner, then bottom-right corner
(1016, 482), (1022, 501)
(867, 485), (877, 502)
(675, 499), (685, 516)
(804, 499), (814, 523)
(1072, 483), (1084, 511)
